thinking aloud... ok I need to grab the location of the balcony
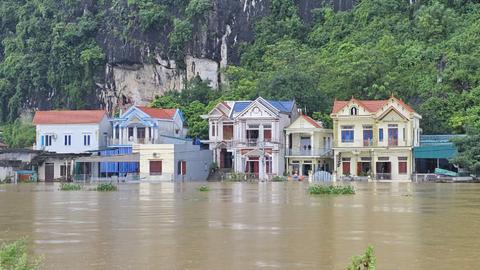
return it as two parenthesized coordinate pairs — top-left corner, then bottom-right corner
(109, 138), (155, 145)
(287, 148), (332, 157)
(388, 138), (398, 146)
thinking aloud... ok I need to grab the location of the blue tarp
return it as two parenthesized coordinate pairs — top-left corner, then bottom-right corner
(99, 146), (138, 174)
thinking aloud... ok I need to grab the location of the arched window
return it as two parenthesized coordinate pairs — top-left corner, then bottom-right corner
(350, 106), (358, 115)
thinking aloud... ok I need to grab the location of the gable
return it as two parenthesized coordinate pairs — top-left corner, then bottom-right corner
(287, 115), (320, 129)
(336, 100), (371, 116)
(235, 100), (278, 119)
(378, 107), (408, 121)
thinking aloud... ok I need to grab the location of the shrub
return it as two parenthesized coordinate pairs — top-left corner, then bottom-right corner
(226, 172), (246, 181)
(271, 175), (287, 182)
(0, 239), (41, 270)
(198, 185), (210, 191)
(308, 185), (355, 195)
(96, 183), (118, 192)
(346, 246), (376, 270)
(60, 183), (81, 191)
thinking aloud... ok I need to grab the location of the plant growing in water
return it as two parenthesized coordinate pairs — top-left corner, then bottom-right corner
(271, 175), (287, 182)
(346, 246), (376, 270)
(0, 239), (41, 270)
(198, 185), (210, 191)
(96, 183), (118, 192)
(308, 185), (355, 195)
(60, 183), (81, 191)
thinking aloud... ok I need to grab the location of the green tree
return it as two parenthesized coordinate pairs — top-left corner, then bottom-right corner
(1, 121), (35, 149)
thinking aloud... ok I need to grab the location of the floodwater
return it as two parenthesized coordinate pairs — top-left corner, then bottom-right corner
(1, 182), (480, 269)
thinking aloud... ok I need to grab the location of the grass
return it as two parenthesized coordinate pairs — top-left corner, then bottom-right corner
(0, 239), (41, 270)
(346, 246), (376, 270)
(95, 183), (118, 192)
(198, 185), (210, 192)
(59, 183), (81, 191)
(308, 185), (355, 195)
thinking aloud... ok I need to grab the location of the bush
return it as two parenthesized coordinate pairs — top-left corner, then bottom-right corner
(60, 183), (81, 191)
(346, 246), (376, 270)
(198, 185), (210, 191)
(308, 185), (355, 195)
(96, 183), (118, 192)
(0, 239), (41, 270)
(226, 172), (246, 181)
(271, 175), (287, 182)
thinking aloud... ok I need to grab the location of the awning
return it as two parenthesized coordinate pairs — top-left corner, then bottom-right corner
(413, 144), (457, 159)
(75, 153), (140, 163)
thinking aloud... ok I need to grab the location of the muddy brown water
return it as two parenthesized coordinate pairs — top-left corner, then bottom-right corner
(1, 182), (480, 269)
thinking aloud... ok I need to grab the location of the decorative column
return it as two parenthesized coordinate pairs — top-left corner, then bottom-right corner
(133, 126), (138, 143)
(310, 131), (315, 156)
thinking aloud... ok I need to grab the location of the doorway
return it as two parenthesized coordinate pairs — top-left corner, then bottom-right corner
(45, 163), (54, 182)
(220, 148), (232, 169)
(376, 162), (391, 180)
(302, 164), (312, 176)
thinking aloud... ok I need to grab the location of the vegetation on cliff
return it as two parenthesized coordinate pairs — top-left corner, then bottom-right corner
(1, 0), (480, 149)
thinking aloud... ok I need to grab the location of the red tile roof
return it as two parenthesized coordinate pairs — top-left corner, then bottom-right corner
(302, 115), (322, 128)
(33, 110), (106, 125)
(138, 107), (177, 119)
(331, 96), (414, 114)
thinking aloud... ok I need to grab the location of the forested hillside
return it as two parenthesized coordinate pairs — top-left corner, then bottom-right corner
(1, 0), (480, 140)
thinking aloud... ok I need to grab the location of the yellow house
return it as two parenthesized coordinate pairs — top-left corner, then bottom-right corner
(331, 96), (422, 181)
(285, 114), (333, 180)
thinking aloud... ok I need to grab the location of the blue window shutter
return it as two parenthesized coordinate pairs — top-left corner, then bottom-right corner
(41, 136), (45, 146)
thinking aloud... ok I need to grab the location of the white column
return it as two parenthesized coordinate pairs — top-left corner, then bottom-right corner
(285, 132), (290, 155)
(259, 124), (264, 141)
(333, 152), (337, 182)
(310, 132), (314, 156)
(123, 127), (128, 143)
(133, 126), (138, 143)
(146, 126), (150, 143)
(113, 125), (116, 144)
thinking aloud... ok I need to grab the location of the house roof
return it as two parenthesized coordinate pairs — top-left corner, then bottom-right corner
(301, 115), (322, 128)
(137, 107), (177, 120)
(331, 96), (414, 114)
(33, 110), (106, 125)
(230, 99), (295, 114)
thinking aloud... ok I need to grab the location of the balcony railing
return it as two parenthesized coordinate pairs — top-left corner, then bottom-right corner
(109, 138), (156, 145)
(363, 139), (373, 146)
(374, 173), (392, 180)
(287, 148), (332, 157)
(388, 138), (398, 146)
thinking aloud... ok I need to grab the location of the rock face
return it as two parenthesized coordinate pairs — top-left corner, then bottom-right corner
(98, 0), (355, 111)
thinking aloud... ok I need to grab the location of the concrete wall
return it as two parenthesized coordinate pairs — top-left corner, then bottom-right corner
(134, 144), (212, 181)
(38, 158), (75, 181)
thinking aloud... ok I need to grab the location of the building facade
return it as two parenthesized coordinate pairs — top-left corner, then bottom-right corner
(33, 110), (111, 153)
(110, 106), (187, 146)
(331, 96), (422, 181)
(203, 97), (298, 180)
(285, 114), (333, 180)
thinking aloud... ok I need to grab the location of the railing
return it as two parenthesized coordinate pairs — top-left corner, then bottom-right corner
(374, 173), (392, 180)
(287, 148), (332, 157)
(363, 139), (373, 146)
(109, 138), (155, 145)
(388, 138), (398, 146)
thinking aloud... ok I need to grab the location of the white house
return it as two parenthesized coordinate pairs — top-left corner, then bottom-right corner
(285, 114), (333, 180)
(331, 96), (422, 181)
(110, 106), (187, 145)
(33, 110), (111, 153)
(203, 97), (298, 180)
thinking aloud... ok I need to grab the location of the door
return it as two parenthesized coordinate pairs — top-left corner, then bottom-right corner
(342, 161), (350, 176)
(45, 163), (55, 182)
(303, 164), (312, 176)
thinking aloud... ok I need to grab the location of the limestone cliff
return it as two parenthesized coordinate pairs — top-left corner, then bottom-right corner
(96, 0), (355, 112)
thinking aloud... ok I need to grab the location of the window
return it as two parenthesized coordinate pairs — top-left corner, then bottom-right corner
(177, 160), (187, 175)
(350, 107), (358, 115)
(398, 157), (408, 174)
(42, 135), (53, 146)
(403, 128), (406, 142)
(223, 124), (233, 140)
(388, 127), (398, 146)
(212, 123), (216, 136)
(115, 126), (119, 139)
(379, 128), (384, 142)
(263, 124), (272, 141)
(246, 124), (260, 142)
(83, 134), (91, 146)
(60, 164), (71, 178)
(149, 160), (162, 175)
(363, 126), (373, 146)
(64, 135), (71, 146)
(341, 126), (354, 143)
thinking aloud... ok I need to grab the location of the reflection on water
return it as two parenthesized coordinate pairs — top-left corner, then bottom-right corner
(1, 182), (480, 269)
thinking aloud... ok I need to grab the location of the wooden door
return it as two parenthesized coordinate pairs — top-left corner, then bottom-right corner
(45, 163), (55, 182)
(342, 162), (350, 176)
